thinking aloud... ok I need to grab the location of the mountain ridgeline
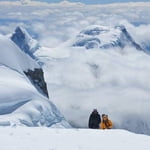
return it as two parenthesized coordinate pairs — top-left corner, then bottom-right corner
(0, 26), (71, 127)
(11, 27), (49, 98)
(73, 25), (144, 51)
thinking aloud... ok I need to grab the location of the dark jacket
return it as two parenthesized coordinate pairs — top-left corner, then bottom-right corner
(88, 112), (101, 129)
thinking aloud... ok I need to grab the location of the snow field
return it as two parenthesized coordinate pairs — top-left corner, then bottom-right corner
(0, 127), (150, 150)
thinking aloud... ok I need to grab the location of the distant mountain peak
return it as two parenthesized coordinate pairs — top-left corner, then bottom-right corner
(11, 26), (39, 59)
(73, 25), (144, 51)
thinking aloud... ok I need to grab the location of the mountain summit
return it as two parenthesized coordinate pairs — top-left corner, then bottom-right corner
(11, 26), (39, 59)
(73, 25), (143, 50)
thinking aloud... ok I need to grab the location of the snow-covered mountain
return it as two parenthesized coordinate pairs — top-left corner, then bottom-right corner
(11, 26), (39, 59)
(73, 25), (143, 50)
(0, 28), (70, 128)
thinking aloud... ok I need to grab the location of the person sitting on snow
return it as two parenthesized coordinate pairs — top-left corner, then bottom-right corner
(88, 109), (101, 129)
(100, 114), (113, 129)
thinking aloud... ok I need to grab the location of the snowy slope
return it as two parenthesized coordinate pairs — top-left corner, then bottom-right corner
(0, 127), (150, 150)
(0, 34), (39, 73)
(0, 34), (70, 128)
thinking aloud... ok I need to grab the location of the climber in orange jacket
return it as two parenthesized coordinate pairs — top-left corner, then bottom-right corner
(100, 114), (113, 129)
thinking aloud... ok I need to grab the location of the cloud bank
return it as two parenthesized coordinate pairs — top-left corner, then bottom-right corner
(0, 1), (150, 47)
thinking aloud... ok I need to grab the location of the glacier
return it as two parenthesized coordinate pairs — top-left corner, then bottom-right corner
(0, 30), (70, 128)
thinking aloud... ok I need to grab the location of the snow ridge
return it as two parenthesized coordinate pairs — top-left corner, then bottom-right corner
(11, 26), (39, 59)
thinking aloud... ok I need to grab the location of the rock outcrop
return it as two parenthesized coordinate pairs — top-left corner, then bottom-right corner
(24, 68), (49, 98)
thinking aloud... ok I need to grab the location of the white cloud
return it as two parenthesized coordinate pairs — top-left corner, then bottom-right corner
(20, 0), (31, 5)
(40, 46), (150, 134)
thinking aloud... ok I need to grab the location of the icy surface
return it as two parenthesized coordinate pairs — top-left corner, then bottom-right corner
(0, 127), (150, 150)
(0, 34), (39, 73)
(0, 34), (70, 128)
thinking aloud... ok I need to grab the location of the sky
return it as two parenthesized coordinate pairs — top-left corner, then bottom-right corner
(2, 0), (150, 4)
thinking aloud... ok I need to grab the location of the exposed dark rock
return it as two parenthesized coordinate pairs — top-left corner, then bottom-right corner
(24, 68), (49, 98)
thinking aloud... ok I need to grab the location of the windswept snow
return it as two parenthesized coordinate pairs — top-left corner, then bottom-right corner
(0, 34), (39, 73)
(0, 127), (150, 150)
(0, 33), (70, 128)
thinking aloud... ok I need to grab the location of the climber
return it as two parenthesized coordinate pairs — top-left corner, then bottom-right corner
(88, 109), (101, 129)
(100, 114), (113, 129)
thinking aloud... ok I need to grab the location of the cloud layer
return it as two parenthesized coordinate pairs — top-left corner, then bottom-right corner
(0, 1), (150, 47)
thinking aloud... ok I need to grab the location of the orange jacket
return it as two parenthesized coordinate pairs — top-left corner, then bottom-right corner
(100, 120), (113, 129)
